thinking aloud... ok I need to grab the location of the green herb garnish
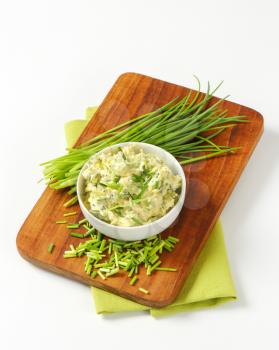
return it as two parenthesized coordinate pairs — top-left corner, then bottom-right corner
(48, 243), (55, 253)
(138, 287), (149, 295)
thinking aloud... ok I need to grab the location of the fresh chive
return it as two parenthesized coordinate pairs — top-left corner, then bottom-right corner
(67, 186), (77, 195)
(83, 228), (95, 238)
(63, 196), (78, 207)
(69, 232), (84, 238)
(97, 270), (106, 280)
(138, 287), (149, 295)
(108, 242), (112, 255)
(48, 243), (55, 253)
(106, 268), (119, 277)
(67, 224), (79, 229)
(97, 231), (102, 241)
(63, 252), (76, 258)
(149, 260), (162, 273)
(155, 267), (177, 272)
(41, 78), (245, 206)
(99, 239), (106, 252)
(114, 251), (119, 267)
(128, 266), (135, 277)
(167, 236), (179, 244)
(78, 218), (88, 225)
(63, 211), (77, 217)
(56, 220), (67, 224)
(91, 270), (97, 278)
(129, 275), (138, 286)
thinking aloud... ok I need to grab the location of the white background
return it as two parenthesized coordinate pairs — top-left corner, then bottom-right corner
(0, 1), (278, 349)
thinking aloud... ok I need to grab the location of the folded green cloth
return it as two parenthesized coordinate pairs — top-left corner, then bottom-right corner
(64, 107), (237, 317)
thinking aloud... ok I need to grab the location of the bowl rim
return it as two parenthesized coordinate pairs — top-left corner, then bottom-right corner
(76, 141), (186, 231)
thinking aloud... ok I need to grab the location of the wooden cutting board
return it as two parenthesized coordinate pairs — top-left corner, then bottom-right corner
(16, 73), (263, 308)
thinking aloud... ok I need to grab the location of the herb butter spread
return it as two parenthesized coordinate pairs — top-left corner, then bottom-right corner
(82, 144), (182, 227)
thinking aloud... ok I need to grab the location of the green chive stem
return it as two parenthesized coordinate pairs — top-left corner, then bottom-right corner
(63, 211), (77, 217)
(129, 275), (138, 286)
(48, 243), (55, 253)
(138, 287), (149, 295)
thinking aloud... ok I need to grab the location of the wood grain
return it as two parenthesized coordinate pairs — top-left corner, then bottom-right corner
(16, 73), (264, 307)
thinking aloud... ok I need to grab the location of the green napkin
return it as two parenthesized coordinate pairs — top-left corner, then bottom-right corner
(64, 107), (237, 317)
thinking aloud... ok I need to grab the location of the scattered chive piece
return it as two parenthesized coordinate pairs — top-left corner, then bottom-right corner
(106, 268), (119, 277)
(138, 287), (149, 294)
(67, 186), (76, 195)
(48, 243), (55, 253)
(63, 196), (78, 208)
(114, 251), (119, 267)
(56, 220), (67, 224)
(155, 267), (177, 272)
(129, 275), (138, 286)
(63, 211), (77, 217)
(67, 224), (80, 229)
(63, 252), (76, 258)
(83, 224), (91, 230)
(97, 231), (102, 241)
(97, 270), (106, 280)
(168, 236), (179, 243)
(83, 230), (93, 238)
(91, 270), (97, 278)
(78, 218), (88, 225)
(69, 232), (84, 238)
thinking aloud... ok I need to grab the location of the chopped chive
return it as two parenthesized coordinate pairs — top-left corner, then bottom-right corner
(70, 232), (84, 238)
(91, 270), (97, 278)
(78, 218), (88, 225)
(85, 227), (95, 235)
(67, 186), (76, 195)
(129, 275), (138, 286)
(149, 260), (162, 273)
(108, 242), (112, 255)
(114, 251), (119, 267)
(63, 231), (179, 281)
(97, 231), (102, 241)
(149, 254), (159, 264)
(128, 266), (135, 277)
(63, 252), (76, 258)
(83, 229), (95, 238)
(63, 211), (77, 217)
(67, 224), (80, 229)
(99, 268), (111, 273)
(99, 239), (106, 252)
(97, 270), (106, 280)
(86, 264), (92, 275)
(167, 236), (179, 243)
(56, 220), (67, 224)
(155, 267), (177, 272)
(138, 287), (149, 295)
(63, 195), (78, 208)
(48, 243), (55, 253)
(69, 244), (75, 251)
(106, 268), (119, 277)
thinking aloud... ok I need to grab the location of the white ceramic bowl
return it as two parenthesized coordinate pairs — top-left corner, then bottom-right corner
(77, 142), (186, 241)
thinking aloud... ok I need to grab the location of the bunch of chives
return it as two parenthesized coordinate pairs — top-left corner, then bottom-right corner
(41, 79), (247, 203)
